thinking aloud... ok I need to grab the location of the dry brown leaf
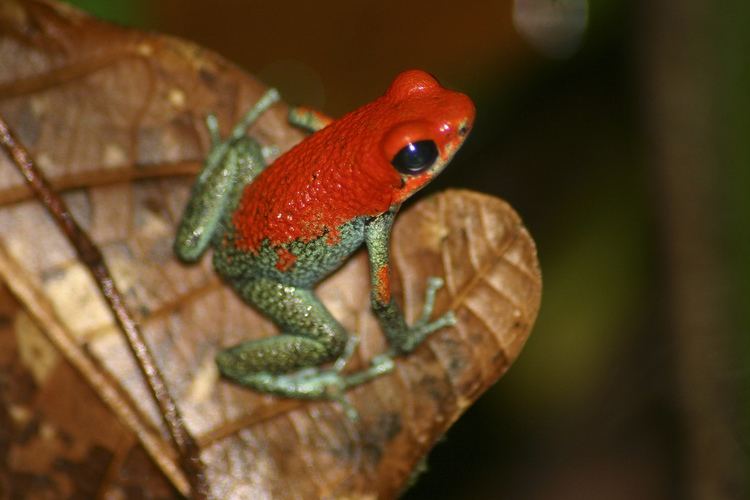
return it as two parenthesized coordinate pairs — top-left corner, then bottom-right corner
(0, 1), (541, 498)
(0, 285), (178, 498)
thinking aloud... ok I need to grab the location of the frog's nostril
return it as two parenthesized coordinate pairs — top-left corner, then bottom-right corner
(458, 125), (469, 137)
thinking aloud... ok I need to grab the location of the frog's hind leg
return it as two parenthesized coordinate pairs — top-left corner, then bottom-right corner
(216, 278), (394, 413)
(216, 279), (347, 393)
(174, 89), (279, 262)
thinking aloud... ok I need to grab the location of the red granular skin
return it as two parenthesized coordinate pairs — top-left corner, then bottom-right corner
(231, 70), (475, 252)
(232, 104), (399, 252)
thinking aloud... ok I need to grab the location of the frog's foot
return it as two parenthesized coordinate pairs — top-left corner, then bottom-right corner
(335, 354), (395, 420)
(225, 336), (394, 421)
(331, 336), (396, 418)
(400, 276), (456, 353)
(203, 88), (280, 170)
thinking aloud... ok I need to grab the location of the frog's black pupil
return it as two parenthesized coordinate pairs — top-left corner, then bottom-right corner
(391, 140), (439, 174)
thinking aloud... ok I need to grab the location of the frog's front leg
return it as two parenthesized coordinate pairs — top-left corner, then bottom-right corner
(288, 106), (333, 133)
(365, 210), (457, 355)
(174, 89), (279, 261)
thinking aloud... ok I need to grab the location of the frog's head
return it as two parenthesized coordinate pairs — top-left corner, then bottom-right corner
(379, 70), (475, 204)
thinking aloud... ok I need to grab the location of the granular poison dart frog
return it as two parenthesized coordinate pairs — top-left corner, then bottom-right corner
(175, 70), (475, 419)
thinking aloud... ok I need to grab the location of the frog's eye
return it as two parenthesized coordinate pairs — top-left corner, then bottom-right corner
(391, 140), (439, 174)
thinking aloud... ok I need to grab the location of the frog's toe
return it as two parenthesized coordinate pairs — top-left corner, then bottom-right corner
(415, 276), (449, 325)
(400, 310), (456, 353)
(426, 276), (445, 291)
(333, 335), (360, 372)
(334, 396), (359, 421)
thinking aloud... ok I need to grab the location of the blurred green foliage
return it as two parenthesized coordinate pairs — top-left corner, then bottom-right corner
(63, 0), (146, 26)
(719, 0), (750, 464)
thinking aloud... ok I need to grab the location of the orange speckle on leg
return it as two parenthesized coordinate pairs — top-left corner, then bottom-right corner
(376, 265), (391, 303)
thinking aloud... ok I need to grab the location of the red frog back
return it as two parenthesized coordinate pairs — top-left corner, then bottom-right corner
(232, 70), (476, 253)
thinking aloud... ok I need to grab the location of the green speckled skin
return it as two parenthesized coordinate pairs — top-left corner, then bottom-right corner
(174, 75), (473, 417)
(215, 217), (367, 289)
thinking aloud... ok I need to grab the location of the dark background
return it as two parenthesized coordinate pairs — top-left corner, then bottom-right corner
(61, 1), (750, 498)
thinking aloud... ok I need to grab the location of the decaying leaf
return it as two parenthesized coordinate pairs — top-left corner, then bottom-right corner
(0, 1), (541, 498)
(0, 285), (179, 499)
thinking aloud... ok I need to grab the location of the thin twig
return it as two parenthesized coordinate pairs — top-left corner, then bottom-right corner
(0, 115), (209, 499)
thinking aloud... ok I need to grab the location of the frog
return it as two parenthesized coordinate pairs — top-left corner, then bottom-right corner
(174, 70), (475, 418)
